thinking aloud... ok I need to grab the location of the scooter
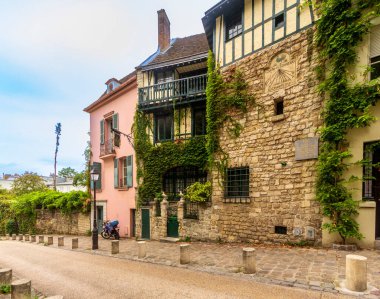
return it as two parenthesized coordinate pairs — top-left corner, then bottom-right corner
(100, 220), (120, 240)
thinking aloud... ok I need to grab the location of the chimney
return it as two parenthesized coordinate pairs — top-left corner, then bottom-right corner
(157, 9), (171, 52)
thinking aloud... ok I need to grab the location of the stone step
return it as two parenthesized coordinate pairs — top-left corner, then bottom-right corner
(160, 237), (180, 243)
(375, 239), (380, 250)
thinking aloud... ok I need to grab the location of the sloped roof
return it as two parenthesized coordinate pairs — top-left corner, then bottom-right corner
(141, 33), (209, 68)
(84, 70), (137, 113)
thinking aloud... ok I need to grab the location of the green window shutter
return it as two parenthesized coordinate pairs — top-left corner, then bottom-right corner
(91, 162), (102, 190)
(114, 158), (119, 188)
(112, 113), (119, 130)
(100, 120), (105, 145)
(127, 155), (133, 187)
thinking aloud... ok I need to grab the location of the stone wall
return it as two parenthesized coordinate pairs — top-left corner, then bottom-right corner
(36, 210), (90, 235)
(211, 28), (323, 244)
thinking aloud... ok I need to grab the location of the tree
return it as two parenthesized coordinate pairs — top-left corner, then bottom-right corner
(58, 167), (78, 179)
(11, 173), (47, 196)
(73, 140), (92, 194)
(54, 123), (62, 191)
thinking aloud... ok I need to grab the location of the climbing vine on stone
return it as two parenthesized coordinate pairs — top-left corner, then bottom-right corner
(315, 0), (380, 244)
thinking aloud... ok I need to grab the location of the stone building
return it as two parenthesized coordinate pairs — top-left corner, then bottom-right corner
(135, 1), (380, 248)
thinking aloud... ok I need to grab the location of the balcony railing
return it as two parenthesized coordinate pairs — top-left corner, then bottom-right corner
(138, 74), (207, 108)
(100, 138), (115, 158)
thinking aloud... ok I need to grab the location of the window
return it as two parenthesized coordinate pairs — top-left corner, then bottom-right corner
(275, 226), (287, 235)
(363, 142), (380, 199)
(156, 71), (173, 85)
(225, 167), (249, 198)
(192, 108), (206, 136)
(155, 114), (173, 142)
(114, 155), (133, 189)
(370, 56), (380, 80)
(275, 99), (284, 115)
(163, 166), (207, 200)
(274, 13), (285, 29)
(225, 11), (243, 41)
(370, 25), (380, 79)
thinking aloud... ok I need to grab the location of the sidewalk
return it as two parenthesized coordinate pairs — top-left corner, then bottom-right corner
(3, 235), (380, 298)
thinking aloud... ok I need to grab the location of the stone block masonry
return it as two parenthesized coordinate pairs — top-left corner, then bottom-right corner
(36, 210), (90, 235)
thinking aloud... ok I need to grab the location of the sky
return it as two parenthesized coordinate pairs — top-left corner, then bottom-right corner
(0, 0), (216, 177)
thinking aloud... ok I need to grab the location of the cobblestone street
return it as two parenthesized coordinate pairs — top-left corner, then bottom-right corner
(4, 235), (379, 298)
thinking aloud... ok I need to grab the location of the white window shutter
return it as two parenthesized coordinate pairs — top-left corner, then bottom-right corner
(370, 25), (380, 58)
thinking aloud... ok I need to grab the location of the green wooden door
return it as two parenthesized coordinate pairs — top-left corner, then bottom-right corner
(167, 215), (179, 238)
(141, 209), (150, 239)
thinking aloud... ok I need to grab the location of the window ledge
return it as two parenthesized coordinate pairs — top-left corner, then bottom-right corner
(223, 197), (251, 204)
(116, 187), (129, 191)
(271, 114), (286, 122)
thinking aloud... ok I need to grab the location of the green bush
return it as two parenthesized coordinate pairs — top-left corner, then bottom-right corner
(5, 219), (17, 235)
(184, 181), (212, 203)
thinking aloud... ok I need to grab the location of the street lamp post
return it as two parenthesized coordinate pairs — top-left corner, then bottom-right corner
(91, 169), (100, 250)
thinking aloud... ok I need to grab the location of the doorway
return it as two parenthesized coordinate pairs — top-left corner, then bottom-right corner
(141, 209), (150, 239)
(130, 209), (136, 238)
(97, 206), (104, 233)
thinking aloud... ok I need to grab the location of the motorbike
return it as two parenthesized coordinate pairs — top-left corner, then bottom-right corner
(100, 220), (120, 240)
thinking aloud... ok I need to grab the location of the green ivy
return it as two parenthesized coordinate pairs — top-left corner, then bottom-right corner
(206, 50), (256, 176)
(315, 0), (380, 244)
(184, 181), (212, 203)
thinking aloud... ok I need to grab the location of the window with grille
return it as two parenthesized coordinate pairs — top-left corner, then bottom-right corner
(363, 142), (380, 199)
(225, 167), (249, 198)
(225, 10), (243, 41)
(163, 166), (207, 200)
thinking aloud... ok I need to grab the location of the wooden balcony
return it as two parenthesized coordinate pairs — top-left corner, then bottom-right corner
(100, 138), (116, 159)
(138, 74), (207, 110)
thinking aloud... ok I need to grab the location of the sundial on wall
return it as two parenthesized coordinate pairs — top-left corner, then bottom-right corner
(264, 53), (297, 93)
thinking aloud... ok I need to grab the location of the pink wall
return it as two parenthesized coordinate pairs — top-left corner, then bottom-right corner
(88, 79), (137, 237)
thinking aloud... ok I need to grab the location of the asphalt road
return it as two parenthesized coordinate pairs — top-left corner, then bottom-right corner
(0, 241), (349, 299)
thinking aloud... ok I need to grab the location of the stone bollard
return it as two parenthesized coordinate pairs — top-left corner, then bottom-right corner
(111, 240), (119, 254)
(25, 234), (30, 242)
(0, 268), (12, 285)
(138, 241), (146, 259)
(38, 235), (44, 244)
(242, 248), (256, 274)
(72, 238), (78, 249)
(12, 234), (16, 240)
(18, 235), (23, 241)
(11, 279), (31, 299)
(31, 235), (36, 243)
(58, 236), (64, 247)
(180, 244), (190, 265)
(346, 254), (368, 292)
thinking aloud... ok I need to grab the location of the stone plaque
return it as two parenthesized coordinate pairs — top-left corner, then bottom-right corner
(295, 137), (319, 161)
(264, 52), (297, 93)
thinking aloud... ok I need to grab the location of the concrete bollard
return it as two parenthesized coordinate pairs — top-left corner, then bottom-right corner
(12, 234), (16, 240)
(138, 241), (146, 259)
(18, 235), (23, 241)
(24, 234), (30, 242)
(242, 248), (256, 274)
(346, 254), (368, 292)
(31, 235), (36, 243)
(58, 236), (64, 247)
(0, 268), (12, 285)
(47, 236), (53, 245)
(180, 244), (190, 265)
(38, 235), (44, 244)
(111, 240), (119, 254)
(72, 238), (78, 249)
(11, 279), (31, 299)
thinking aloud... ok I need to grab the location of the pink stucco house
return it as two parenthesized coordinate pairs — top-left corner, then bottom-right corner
(84, 71), (137, 238)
